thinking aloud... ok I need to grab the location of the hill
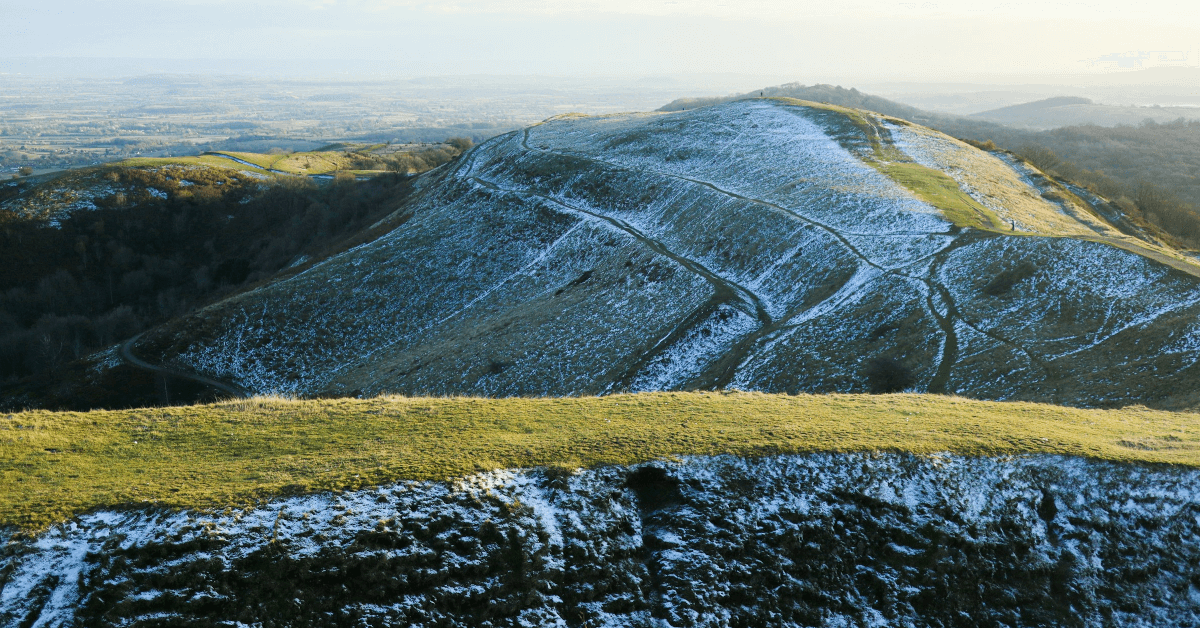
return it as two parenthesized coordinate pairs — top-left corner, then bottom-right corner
(0, 139), (480, 410)
(200, 139), (471, 177)
(970, 96), (1200, 130)
(110, 98), (1200, 409)
(0, 164), (428, 410)
(970, 96), (1093, 121)
(661, 84), (1200, 246)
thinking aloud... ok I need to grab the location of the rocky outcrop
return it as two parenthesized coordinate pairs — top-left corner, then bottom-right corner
(4, 454), (1200, 627)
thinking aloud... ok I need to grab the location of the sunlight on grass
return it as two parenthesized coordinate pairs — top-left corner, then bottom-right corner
(4, 392), (1200, 529)
(876, 161), (1005, 230)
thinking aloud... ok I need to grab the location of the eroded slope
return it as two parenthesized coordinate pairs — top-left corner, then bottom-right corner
(5, 454), (1200, 627)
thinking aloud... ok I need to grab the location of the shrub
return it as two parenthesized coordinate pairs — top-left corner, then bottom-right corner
(447, 137), (473, 151)
(864, 357), (915, 393)
(963, 139), (998, 151)
(983, 262), (1036, 296)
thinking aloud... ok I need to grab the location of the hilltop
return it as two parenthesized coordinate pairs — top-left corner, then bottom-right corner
(4, 391), (1200, 530)
(111, 98), (1200, 409)
(662, 83), (1200, 245)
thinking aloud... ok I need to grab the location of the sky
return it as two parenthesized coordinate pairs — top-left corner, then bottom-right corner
(2, 0), (1199, 81)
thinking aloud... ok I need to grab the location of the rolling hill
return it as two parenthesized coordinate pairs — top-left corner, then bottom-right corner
(970, 96), (1200, 130)
(661, 83), (1200, 246)
(110, 98), (1200, 409)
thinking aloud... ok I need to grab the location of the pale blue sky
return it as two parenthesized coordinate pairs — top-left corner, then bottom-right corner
(2, 0), (1197, 79)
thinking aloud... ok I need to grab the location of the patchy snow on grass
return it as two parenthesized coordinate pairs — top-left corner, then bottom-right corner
(148, 99), (1200, 406)
(883, 121), (1056, 233)
(533, 100), (952, 238)
(942, 236), (1200, 359)
(730, 265), (941, 393)
(10, 454), (1199, 626)
(86, 345), (123, 374)
(631, 305), (759, 391)
(1, 183), (120, 225)
(939, 235), (1200, 403)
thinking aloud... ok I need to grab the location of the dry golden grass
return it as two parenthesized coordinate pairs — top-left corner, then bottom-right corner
(4, 392), (1200, 530)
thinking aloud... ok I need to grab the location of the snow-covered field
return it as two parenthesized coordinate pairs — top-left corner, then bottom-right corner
(5, 454), (1199, 627)
(139, 99), (1200, 406)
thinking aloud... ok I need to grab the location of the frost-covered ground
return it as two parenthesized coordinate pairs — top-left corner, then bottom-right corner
(0, 165), (255, 227)
(4, 454), (1200, 627)
(0, 181), (123, 226)
(143, 99), (1200, 406)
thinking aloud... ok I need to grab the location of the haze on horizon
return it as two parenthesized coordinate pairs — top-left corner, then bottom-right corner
(2, 0), (1199, 83)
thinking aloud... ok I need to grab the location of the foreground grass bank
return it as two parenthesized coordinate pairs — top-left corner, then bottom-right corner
(3, 392), (1200, 529)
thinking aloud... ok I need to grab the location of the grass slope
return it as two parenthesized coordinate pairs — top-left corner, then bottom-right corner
(4, 392), (1199, 530)
(771, 98), (1200, 276)
(770, 98), (1008, 232)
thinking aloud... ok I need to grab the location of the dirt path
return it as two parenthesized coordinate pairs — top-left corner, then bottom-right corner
(511, 129), (1076, 393)
(119, 333), (249, 399)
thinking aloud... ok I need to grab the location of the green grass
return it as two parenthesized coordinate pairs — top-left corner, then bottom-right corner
(209, 151), (288, 171)
(119, 154), (272, 173)
(209, 151), (344, 175)
(876, 161), (1006, 230)
(121, 151), (390, 177)
(4, 392), (1200, 530)
(767, 98), (1006, 231)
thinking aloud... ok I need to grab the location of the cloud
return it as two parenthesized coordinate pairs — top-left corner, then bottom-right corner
(326, 0), (1199, 22)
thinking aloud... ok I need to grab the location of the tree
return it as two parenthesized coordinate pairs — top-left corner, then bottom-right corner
(17, 166), (33, 177)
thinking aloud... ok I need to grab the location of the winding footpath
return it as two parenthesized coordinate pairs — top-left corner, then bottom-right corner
(119, 332), (249, 399)
(501, 127), (1070, 394)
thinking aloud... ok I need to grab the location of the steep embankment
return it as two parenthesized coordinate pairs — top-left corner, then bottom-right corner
(5, 453), (1200, 626)
(132, 99), (1200, 407)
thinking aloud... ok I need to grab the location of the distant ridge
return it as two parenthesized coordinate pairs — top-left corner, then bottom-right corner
(657, 82), (924, 120)
(971, 96), (1094, 118)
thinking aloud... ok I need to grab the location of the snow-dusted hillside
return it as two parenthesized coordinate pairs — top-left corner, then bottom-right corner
(139, 99), (1200, 407)
(0, 164), (260, 226)
(4, 454), (1200, 627)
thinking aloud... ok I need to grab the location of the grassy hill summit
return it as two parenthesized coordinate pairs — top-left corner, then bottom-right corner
(99, 98), (1200, 409)
(4, 391), (1200, 530)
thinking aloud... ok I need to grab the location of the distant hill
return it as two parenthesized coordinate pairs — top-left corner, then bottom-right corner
(971, 96), (1200, 130)
(973, 96), (1094, 116)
